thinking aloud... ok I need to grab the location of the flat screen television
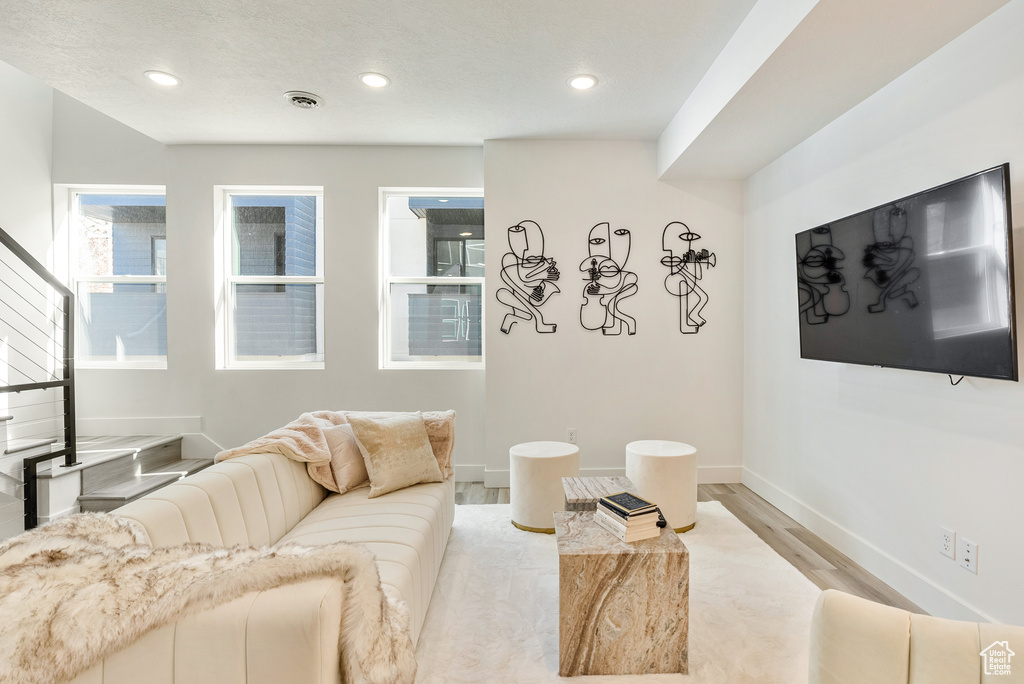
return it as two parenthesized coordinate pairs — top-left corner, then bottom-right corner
(795, 163), (1017, 381)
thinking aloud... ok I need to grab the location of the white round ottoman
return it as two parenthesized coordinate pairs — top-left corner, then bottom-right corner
(510, 441), (580, 533)
(625, 440), (697, 532)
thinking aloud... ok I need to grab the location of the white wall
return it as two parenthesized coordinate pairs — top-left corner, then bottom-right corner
(483, 140), (744, 484)
(51, 95), (486, 472)
(744, 0), (1024, 623)
(0, 62), (53, 262)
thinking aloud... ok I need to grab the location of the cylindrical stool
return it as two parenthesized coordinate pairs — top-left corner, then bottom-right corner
(510, 441), (580, 533)
(625, 440), (697, 533)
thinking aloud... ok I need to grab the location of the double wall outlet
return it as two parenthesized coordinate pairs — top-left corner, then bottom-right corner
(939, 526), (956, 559)
(567, 428), (577, 444)
(958, 538), (979, 574)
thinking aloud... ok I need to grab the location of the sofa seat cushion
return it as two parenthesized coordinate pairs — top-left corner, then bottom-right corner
(278, 479), (454, 644)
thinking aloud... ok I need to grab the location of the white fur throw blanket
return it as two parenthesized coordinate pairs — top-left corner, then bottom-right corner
(0, 513), (416, 684)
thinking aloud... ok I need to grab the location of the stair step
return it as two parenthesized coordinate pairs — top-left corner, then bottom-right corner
(77, 459), (211, 513)
(4, 437), (59, 455)
(38, 435), (184, 481)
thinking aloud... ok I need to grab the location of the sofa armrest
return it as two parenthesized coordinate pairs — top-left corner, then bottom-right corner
(68, 578), (345, 684)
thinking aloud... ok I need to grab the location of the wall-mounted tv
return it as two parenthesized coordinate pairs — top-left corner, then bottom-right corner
(795, 163), (1017, 381)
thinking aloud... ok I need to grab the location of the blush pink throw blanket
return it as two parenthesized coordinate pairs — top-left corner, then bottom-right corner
(215, 411), (347, 492)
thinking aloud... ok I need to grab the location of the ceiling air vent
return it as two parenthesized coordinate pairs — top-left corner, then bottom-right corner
(284, 91), (323, 109)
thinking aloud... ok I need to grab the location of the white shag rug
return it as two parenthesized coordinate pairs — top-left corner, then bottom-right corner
(415, 501), (821, 683)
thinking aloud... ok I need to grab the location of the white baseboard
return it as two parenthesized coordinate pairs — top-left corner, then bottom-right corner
(37, 503), (80, 526)
(78, 416), (203, 435)
(698, 465), (743, 484)
(484, 469), (509, 488)
(741, 467), (991, 622)
(181, 433), (225, 461)
(482, 465), (742, 489)
(455, 464), (485, 482)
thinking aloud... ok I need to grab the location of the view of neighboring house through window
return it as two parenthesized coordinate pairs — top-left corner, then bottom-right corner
(381, 191), (484, 368)
(224, 191), (324, 367)
(72, 191), (167, 367)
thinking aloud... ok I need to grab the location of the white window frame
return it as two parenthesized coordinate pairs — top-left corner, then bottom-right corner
(215, 186), (325, 370)
(379, 187), (485, 370)
(67, 185), (168, 370)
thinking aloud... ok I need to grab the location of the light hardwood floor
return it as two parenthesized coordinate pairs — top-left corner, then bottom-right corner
(454, 481), (924, 614)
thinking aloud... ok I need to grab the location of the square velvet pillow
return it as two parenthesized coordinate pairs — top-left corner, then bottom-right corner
(347, 412), (443, 498)
(323, 423), (369, 494)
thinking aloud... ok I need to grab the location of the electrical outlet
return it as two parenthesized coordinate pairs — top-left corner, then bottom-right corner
(939, 526), (956, 559)
(957, 537), (979, 574)
(567, 428), (577, 444)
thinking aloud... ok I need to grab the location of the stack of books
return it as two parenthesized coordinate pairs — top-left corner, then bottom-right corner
(593, 491), (665, 542)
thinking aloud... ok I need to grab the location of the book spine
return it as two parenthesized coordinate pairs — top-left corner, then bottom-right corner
(598, 500), (658, 522)
(596, 507), (658, 532)
(624, 527), (661, 542)
(593, 511), (627, 541)
(598, 499), (632, 519)
(595, 507), (627, 529)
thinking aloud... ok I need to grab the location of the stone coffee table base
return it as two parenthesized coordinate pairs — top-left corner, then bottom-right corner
(554, 511), (689, 676)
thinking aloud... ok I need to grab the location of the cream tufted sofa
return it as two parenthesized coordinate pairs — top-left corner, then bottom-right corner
(810, 589), (1024, 683)
(68, 451), (455, 684)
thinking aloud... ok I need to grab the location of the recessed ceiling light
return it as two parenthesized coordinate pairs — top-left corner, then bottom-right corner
(438, 199), (449, 203)
(569, 75), (597, 90)
(145, 70), (180, 87)
(460, 232), (472, 236)
(360, 73), (390, 88)
(284, 91), (323, 109)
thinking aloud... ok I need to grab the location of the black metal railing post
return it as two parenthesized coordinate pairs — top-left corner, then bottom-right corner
(0, 225), (79, 530)
(62, 290), (77, 469)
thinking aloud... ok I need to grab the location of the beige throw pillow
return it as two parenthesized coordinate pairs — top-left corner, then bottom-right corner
(348, 412), (443, 498)
(323, 423), (369, 494)
(421, 410), (456, 478)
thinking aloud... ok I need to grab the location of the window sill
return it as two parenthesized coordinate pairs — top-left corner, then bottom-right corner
(78, 361), (168, 370)
(381, 361), (485, 371)
(221, 362), (326, 371)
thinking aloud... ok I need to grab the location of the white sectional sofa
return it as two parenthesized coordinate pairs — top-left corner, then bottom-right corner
(68, 450), (455, 684)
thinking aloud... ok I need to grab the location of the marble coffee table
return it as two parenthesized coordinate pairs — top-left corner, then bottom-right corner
(554, 511), (689, 676)
(561, 475), (635, 512)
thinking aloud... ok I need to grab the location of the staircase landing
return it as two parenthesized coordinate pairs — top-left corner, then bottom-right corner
(37, 435), (213, 520)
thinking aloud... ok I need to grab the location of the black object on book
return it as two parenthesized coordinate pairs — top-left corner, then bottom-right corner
(599, 491), (657, 516)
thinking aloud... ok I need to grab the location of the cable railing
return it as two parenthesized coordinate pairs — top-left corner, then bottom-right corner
(0, 226), (78, 531)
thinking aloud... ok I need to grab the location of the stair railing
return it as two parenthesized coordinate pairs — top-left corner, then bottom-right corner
(0, 225), (79, 530)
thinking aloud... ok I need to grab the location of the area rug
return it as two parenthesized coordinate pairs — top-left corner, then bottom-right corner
(414, 501), (820, 683)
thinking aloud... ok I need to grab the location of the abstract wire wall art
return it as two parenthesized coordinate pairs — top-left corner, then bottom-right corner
(579, 222), (638, 335)
(660, 222), (717, 334)
(796, 225), (850, 325)
(496, 220), (561, 333)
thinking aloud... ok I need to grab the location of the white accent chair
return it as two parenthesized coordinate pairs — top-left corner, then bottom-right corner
(810, 589), (1024, 683)
(625, 440), (697, 532)
(510, 441), (580, 533)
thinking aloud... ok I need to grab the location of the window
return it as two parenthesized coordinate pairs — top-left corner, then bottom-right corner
(218, 188), (324, 368)
(380, 189), (484, 369)
(70, 189), (167, 368)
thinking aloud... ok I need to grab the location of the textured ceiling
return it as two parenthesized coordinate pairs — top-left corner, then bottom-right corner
(0, 0), (758, 145)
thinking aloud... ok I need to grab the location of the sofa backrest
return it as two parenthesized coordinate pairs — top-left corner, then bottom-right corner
(810, 589), (1024, 684)
(115, 452), (327, 548)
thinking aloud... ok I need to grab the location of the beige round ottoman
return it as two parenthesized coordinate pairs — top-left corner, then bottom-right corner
(625, 440), (697, 532)
(510, 441), (580, 533)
